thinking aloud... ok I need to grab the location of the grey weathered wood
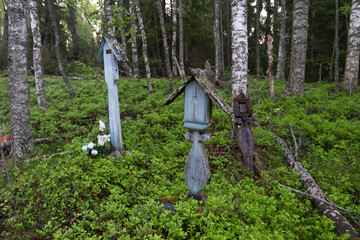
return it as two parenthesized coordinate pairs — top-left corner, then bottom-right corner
(96, 36), (128, 63)
(164, 68), (232, 116)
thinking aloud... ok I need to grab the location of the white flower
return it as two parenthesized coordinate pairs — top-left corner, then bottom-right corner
(99, 120), (106, 132)
(81, 145), (88, 152)
(91, 149), (98, 155)
(97, 134), (110, 146)
(87, 142), (95, 149)
(275, 108), (281, 112)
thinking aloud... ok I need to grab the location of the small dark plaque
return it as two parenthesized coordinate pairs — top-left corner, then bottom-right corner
(106, 49), (112, 54)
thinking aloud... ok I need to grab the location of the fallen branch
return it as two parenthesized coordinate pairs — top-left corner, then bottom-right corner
(50, 76), (83, 80)
(34, 135), (65, 144)
(0, 73), (8, 77)
(253, 121), (359, 237)
(278, 183), (360, 216)
(25, 150), (74, 162)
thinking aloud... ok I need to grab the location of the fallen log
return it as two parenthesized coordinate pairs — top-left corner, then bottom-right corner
(50, 76), (83, 80)
(25, 150), (74, 162)
(259, 123), (359, 237)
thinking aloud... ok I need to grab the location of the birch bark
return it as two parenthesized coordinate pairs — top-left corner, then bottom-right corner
(171, 0), (177, 76)
(28, 0), (48, 111)
(8, 0), (34, 158)
(156, 0), (173, 92)
(118, 0), (133, 77)
(134, 0), (153, 93)
(214, 0), (221, 84)
(129, 0), (140, 82)
(231, 0), (248, 98)
(276, 0), (286, 81)
(343, 0), (360, 94)
(287, 0), (309, 95)
(178, 0), (184, 73)
(47, 0), (75, 99)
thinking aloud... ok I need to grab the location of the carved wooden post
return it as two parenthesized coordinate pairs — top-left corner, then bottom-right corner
(164, 68), (232, 195)
(96, 36), (128, 155)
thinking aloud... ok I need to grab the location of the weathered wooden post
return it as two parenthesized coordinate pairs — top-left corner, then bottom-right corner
(96, 36), (128, 156)
(164, 68), (232, 195)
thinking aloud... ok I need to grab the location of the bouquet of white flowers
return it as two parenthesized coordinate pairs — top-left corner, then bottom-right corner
(82, 120), (111, 156)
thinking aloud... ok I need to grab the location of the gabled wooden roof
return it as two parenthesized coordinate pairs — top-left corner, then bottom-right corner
(163, 68), (232, 116)
(95, 35), (129, 63)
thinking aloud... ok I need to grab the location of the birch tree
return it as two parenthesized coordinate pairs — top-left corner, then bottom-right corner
(287, 0), (309, 95)
(1, 0), (8, 42)
(232, 0), (248, 98)
(178, 0), (184, 73)
(214, 0), (221, 84)
(8, 0), (33, 158)
(47, 0), (75, 99)
(156, 0), (173, 92)
(342, 0), (360, 94)
(129, 0), (140, 82)
(171, 0), (177, 76)
(276, 0), (286, 81)
(28, 0), (48, 111)
(134, 0), (153, 93)
(118, 0), (133, 77)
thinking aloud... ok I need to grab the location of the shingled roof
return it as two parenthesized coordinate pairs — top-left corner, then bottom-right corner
(95, 35), (129, 63)
(163, 68), (232, 116)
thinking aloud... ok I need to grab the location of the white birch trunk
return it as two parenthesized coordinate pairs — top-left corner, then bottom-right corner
(28, 0), (48, 111)
(47, 0), (75, 99)
(134, 0), (153, 94)
(231, 0), (248, 98)
(287, 0), (309, 95)
(178, 0), (184, 74)
(343, 0), (360, 94)
(267, 35), (274, 102)
(118, 0), (133, 77)
(276, 0), (286, 81)
(129, 0), (140, 82)
(156, 0), (173, 92)
(171, 0), (178, 76)
(214, 0), (221, 84)
(8, 0), (34, 159)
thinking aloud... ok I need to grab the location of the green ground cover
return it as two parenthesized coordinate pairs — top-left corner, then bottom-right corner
(0, 65), (359, 239)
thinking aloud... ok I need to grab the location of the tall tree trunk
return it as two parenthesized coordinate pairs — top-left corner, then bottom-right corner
(225, 0), (231, 70)
(8, 0), (34, 159)
(1, 2), (8, 42)
(134, 0), (153, 93)
(334, 0), (339, 92)
(287, 0), (309, 95)
(28, 0), (48, 111)
(118, 0), (133, 77)
(214, 0), (221, 84)
(47, 0), (75, 99)
(232, 0), (248, 98)
(255, 0), (261, 79)
(178, 0), (184, 74)
(267, 35), (274, 102)
(156, 0), (173, 92)
(342, 0), (360, 95)
(171, 0), (177, 76)
(67, 0), (80, 60)
(129, 0), (140, 82)
(276, 0), (286, 81)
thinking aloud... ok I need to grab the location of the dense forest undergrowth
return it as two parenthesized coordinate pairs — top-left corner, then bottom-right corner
(0, 64), (359, 239)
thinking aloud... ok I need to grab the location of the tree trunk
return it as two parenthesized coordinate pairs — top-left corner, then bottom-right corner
(214, 0), (221, 84)
(267, 35), (274, 102)
(28, 0), (48, 111)
(2, 3), (8, 42)
(67, 0), (80, 60)
(118, 0), (133, 77)
(232, 0), (248, 98)
(342, 0), (360, 95)
(287, 0), (309, 95)
(225, 0), (231, 70)
(219, 0), (224, 77)
(171, 0), (177, 76)
(156, 0), (173, 92)
(8, 0), (34, 159)
(255, 0), (261, 79)
(129, 0), (140, 82)
(134, 0), (153, 94)
(334, 0), (339, 92)
(178, 0), (184, 74)
(276, 0), (286, 81)
(47, 0), (75, 99)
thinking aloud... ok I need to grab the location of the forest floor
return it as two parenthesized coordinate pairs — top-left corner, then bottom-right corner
(0, 66), (359, 239)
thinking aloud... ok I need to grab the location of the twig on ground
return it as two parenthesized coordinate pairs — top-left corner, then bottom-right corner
(25, 150), (74, 162)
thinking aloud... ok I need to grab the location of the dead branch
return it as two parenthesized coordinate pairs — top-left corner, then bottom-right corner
(34, 134), (65, 144)
(278, 183), (360, 216)
(25, 150), (74, 162)
(252, 121), (359, 237)
(50, 76), (83, 80)
(289, 124), (299, 161)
